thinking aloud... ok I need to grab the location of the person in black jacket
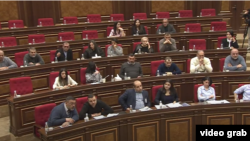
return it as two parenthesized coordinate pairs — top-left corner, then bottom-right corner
(133, 37), (154, 54)
(132, 19), (147, 35)
(156, 19), (176, 34)
(55, 42), (73, 61)
(84, 40), (105, 59)
(221, 31), (239, 49)
(154, 79), (178, 105)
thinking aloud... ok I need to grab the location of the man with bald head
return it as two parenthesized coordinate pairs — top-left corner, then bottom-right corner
(0, 50), (17, 70)
(224, 49), (246, 71)
(190, 50), (213, 73)
(118, 80), (150, 111)
(156, 18), (176, 34)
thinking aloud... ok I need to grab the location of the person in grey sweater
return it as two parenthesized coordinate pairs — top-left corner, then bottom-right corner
(224, 49), (246, 71)
(0, 50), (17, 70)
(107, 38), (123, 56)
(85, 61), (102, 83)
(159, 33), (178, 52)
(119, 54), (143, 79)
(156, 19), (176, 34)
(23, 47), (44, 66)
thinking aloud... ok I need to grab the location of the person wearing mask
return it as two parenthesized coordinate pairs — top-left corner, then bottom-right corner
(118, 80), (151, 111)
(107, 38), (123, 56)
(221, 31), (239, 49)
(23, 47), (44, 66)
(197, 77), (215, 102)
(47, 96), (79, 127)
(224, 48), (246, 71)
(85, 61), (102, 83)
(108, 21), (126, 37)
(79, 94), (113, 119)
(0, 50), (17, 70)
(156, 18), (176, 34)
(84, 40), (105, 59)
(119, 54), (143, 79)
(159, 33), (178, 52)
(157, 57), (181, 75)
(132, 19), (147, 35)
(154, 79), (178, 105)
(53, 68), (77, 90)
(133, 37), (154, 54)
(234, 84), (250, 101)
(190, 50), (213, 73)
(55, 42), (73, 61)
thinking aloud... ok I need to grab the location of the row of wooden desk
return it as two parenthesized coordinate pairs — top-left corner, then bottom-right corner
(7, 71), (250, 136)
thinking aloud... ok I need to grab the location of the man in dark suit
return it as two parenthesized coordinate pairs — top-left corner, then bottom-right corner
(156, 19), (176, 34)
(55, 42), (73, 61)
(118, 80), (151, 111)
(47, 96), (79, 127)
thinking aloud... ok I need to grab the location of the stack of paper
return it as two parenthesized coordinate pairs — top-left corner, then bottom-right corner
(139, 107), (152, 111)
(166, 103), (182, 108)
(93, 115), (105, 120)
(107, 113), (119, 117)
(207, 100), (230, 104)
(155, 105), (167, 109)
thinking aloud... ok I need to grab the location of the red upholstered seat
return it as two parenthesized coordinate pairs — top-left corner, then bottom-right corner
(217, 36), (226, 47)
(106, 26), (113, 37)
(238, 84), (245, 99)
(15, 51), (29, 67)
(152, 85), (162, 103)
(76, 97), (88, 113)
(133, 13), (147, 20)
(156, 24), (161, 30)
(105, 44), (122, 57)
(63, 17), (78, 24)
(82, 30), (98, 39)
(80, 68), (87, 84)
(49, 71), (70, 89)
(34, 103), (56, 138)
(156, 12), (170, 19)
(58, 32), (75, 41)
(0, 37), (17, 47)
(110, 14), (124, 21)
(133, 42), (141, 51)
(185, 23), (201, 32)
(219, 58), (225, 72)
(83, 46), (88, 53)
(201, 9), (216, 16)
(9, 77), (33, 96)
(179, 10), (193, 17)
(87, 14), (101, 23)
(50, 50), (56, 62)
(38, 18), (54, 27)
(8, 20), (24, 29)
(194, 84), (215, 102)
(150, 60), (164, 76)
(186, 59), (191, 73)
(189, 39), (206, 50)
(210, 21), (227, 31)
(144, 26), (148, 34)
(28, 34), (45, 44)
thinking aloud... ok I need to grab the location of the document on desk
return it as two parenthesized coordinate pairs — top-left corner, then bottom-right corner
(59, 124), (72, 128)
(155, 105), (167, 109)
(107, 113), (119, 117)
(93, 115), (105, 120)
(166, 103), (183, 108)
(206, 100), (230, 104)
(139, 107), (152, 111)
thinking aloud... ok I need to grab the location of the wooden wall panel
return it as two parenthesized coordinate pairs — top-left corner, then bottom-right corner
(0, 1), (18, 21)
(151, 1), (185, 12)
(221, 1), (230, 11)
(244, 1), (250, 10)
(133, 122), (159, 141)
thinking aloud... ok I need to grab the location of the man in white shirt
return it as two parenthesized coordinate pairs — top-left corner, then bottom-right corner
(190, 50), (213, 73)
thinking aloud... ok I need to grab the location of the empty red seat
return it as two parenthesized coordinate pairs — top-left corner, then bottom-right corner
(219, 58), (225, 72)
(76, 97), (88, 113)
(63, 17), (78, 24)
(87, 14), (101, 23)
(201, 9), (216, 16)
(144, 26), (148, 34)
(189, 39), (206, 50)
(156, 12), (170, 19)
(179, 10), (193, 18)
(14, 51), (29, 67)
(150, 60), (164, 76)
(185, 23), (201, 32)
(28, 34), (45, 44)
(8, 20), (24, 29)
(50, 50), (56, 62)
(82, 30), (98, 39)
(37, 18), (54, 27)
(217, 36), (226, 47)
(133, 13), (147, 20)
(58, 32), (75, 41)
(110, 14), (124, 21)
(186, 59), (191, 73)
(133, 42), (141, 51)
(210, 21), (227, 31)
(106, 26), (113, 37)
(0, 37), (17, 47)
(105, 44), (122, 56)
(9, 77), (33, 96)
(49, 71), (70, 89)
(152, 85), (162, 103)
(194, 84), (215, 102)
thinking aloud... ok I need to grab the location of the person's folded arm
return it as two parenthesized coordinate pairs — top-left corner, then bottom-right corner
(204, 59), (213, 72)
(71, 108), (79, 122)
(197, 87), (205, 101)
(6, 58), (17, 69)
(100, 101), (114, 115)
(50, 109), (66, 126)
(114, 46), (123, 56)
(173, 63), (182, 74)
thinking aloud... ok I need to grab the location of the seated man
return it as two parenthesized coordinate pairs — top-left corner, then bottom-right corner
(23, 47), (44, 66)
(119, 54), (143, 79)
(133, 37), (154, 54)
(159, 33), (178, 52)
(118, 80), (150, 111)
(224, 48), (246, 71)
(190, 50), (213, 73)
(0, 50), (17, 70)
(157, 57), (181, 75)
(55, 42), (73, 61)
(156, 18), (176, 34)
(47, 96), (79, 127)
(79, 94), (113, 119)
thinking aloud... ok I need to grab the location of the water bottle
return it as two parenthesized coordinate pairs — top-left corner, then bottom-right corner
(60, 36), (62, 42)
(157, 70), (160, 76)
(87, 18), (89, 23)
(81, 54), (84, 60)
(223, 66), (226, 72)
(32, 39), (35, 45)
(55, 57), (58, 63)
(133, 16), (135, 20)
(111, 17), (113, 22)
(136, 30), (139, 35)
(138, 48), (141, 54)
(130, 105), (133, 113)
(111, 75), (114, 82)
(110, 50), (113, 57)
(13, 23), (16, 29)
(159, 101), (162, 109)
(65, 56), (67, 61)
(187, 27), (189, 33)
(178, 13), (180, 17)
(45, 122), (49, 132)
(182, 46), (185, 51)
(64, 20), (66, 25)
(193, 45), (196, 50)
(1, 42), (4, 48)
(84, 113), (89, 122)
(220, 43), (223, 49)
(40, 22), (42, 27)
(159, 29), (161, 34)
(24, 61), (27, 67)
(156, 14), (158, 19)
(124, 72), (127, 80)
(86, 34), (88, 40)
(200, 12), (202, 17)
(14, 90), (17, 98)
(212, 26), (214, 31)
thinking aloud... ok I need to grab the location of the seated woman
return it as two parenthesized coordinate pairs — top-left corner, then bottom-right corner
(107, 38), (123, 56)
(132, 19), (147, 35)
(154, 79), (178, 104)
(234, 84), (250, 101)
(133, 37), (154, 54)
(85, 61), (102, 83)
(197, 77), (215, 102)
(84, 40), (105, 59)
(108, 21), (126, 37)
(53, 68), (77, 90)
(221, 31), (239, 49)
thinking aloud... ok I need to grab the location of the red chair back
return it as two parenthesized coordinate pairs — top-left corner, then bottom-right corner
(189, 39), (206, 50)
(49, 71), (70, 89)
(179, 10), (193, 17)
(58, 32), (75, 41)
(9, 77), (33, 96)
(63, 17), (78, 24)
(133, 13), (147, 20)
(144, 26), (148, 34)
(105, 44), (122, 57)
(201, 9), (216, 16)
(150, 60), (164, 76)
(110, 14), (124, 21)
(219, 58), (225, 72)
(156, 12), (170, 19)
(34, 103), (56, 138)
(80, 68), (87, 84)
(83, 46), (88, 53)
(210, 21), (227, 31)
(28, 34), (45, 44)
(0, 37), (17, 47)
(107, 26), (113, 37)
(50, 50), (56, 62)
(156, 24), (161, 30)
(152, 85), (162, 102)
(82, 30), (98, 39)
(87, 14), (101, 23)
(15, 51), (29, 67)
(186, 59), (191, 73)
(38, 18), (54, 26)
(8, 20), (24, 29)
(194, 84), (215, 102)
(238, 84), (245, 99)
(185, 23), (201, 32)
(217, 36), (226, 47)
(133, 42), (141, 51)
(76, 97), (88, 113)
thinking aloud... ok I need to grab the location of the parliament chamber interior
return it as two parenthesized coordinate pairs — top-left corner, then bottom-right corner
(0, 1), (250, 141)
